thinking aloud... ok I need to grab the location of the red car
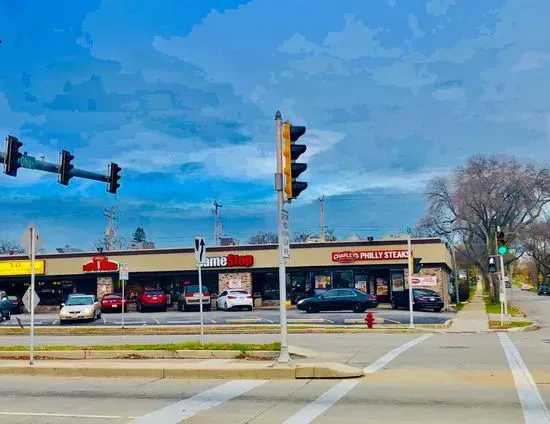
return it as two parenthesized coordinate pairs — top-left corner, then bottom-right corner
(100, 293), (127, 312)
(137, 289), (167, 312)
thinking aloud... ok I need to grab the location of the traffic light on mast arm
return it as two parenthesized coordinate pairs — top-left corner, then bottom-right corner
(58, 150), (75, 186)
(497, 231), (508, 255)
(4, 135), (23, 177)
(282, 121), (308, 201)
(107, 162), (121, 194)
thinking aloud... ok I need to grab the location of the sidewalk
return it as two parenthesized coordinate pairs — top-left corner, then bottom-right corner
(450, 282), (489, 332)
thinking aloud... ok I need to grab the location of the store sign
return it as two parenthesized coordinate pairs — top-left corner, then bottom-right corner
(411, 276), (437, 286)
(0, 260), (45, 276)
(332, 250), (409, 263)
(83, 256), (119, 273)
(201, 254), (254, 268)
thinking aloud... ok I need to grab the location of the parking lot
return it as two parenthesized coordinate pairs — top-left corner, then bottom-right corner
(2, 307), (453, 327)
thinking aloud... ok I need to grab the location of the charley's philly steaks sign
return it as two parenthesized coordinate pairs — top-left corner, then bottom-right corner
(199, 254), (254, 268)
(332, 249), (409, 263)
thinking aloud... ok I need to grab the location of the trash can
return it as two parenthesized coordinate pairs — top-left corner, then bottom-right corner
(253, 292), (262, 308)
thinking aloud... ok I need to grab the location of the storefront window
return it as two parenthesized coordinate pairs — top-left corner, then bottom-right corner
(313, 271), (332, 294)
(333, 271), (353, 289)
(289, 272), (308, 304)
(354, 273), (370, 294)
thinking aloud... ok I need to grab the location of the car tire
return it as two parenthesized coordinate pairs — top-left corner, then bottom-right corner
(139, 304), (144, 313)
(161, 305), (167, 312)
(97, 312), (101, 320)
(434, 308), (442, 313)
(352, 303), (363, 313)
(5, 311), (10, 321)
(305, 303), (317, 314)
(224, 302), (230, 311)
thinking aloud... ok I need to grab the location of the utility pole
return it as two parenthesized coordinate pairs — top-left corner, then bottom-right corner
(104, 208), (116, 251)
(213, 201), (222, 246)
(319, 195), (325, 242)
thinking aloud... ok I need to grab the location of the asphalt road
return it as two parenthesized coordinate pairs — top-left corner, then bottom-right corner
(1, 307), (452, 327)
(2, 330), (550, 423)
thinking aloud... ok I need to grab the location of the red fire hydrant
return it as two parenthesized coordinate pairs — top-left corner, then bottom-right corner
(365, 312), (375, 329)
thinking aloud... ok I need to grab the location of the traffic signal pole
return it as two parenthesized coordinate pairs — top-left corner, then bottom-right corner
(275, 111), (291, 364)
(407, 234), (414, 329)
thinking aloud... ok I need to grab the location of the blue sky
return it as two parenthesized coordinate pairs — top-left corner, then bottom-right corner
(1, 0), (549, 251)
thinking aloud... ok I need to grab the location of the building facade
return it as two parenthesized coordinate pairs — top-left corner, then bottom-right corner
(0, 238), (454, 309)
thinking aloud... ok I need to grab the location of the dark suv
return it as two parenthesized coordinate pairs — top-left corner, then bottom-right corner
(391, 288), (443, 312)
(177, 285), (211, 312)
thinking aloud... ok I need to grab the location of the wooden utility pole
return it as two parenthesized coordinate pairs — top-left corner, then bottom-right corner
(213, 201), (222, 246)
(104, 207), (116, 250)
(319, 195), (325, 242)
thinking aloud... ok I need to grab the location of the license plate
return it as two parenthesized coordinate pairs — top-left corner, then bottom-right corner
(111, 304), (117, 308)
(430, 298), (435, 301)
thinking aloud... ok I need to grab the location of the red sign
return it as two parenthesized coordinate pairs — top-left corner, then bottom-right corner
(83, 256), (119, 273)
(332, 250), (409, 263)
(202, 254), (254, 268)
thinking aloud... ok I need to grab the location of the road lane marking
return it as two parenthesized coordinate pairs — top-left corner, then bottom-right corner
(130, 379), (265, 424)
(282, 334), (433, 424)
(150, 316), (161, 325)
(498, 333), (550, 423)
(112, 321), (146, 325)
(364, 333), (433, 374)
(0, 412), (124, 419)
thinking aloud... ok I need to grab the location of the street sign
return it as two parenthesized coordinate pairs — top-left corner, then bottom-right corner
(281, 210), (290, 259)
(19, 223), (41, 256)
(22, 286), (40, 312)
(488, 256), (497, 273)
(119, 263), (129, 280)
(194, 236), (206, 265)
(20, 155), (36, 169)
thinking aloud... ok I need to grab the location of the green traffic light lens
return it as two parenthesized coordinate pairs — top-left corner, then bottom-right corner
(498, 246), (508, 255)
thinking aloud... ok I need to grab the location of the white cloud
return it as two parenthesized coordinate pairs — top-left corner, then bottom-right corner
(511, 51), (550, 72)
(278, 34), (321, 55)
(408, 14), (425, 39)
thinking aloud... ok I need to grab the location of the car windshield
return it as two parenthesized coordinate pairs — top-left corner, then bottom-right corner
(186, 286), (208, 294)
(144, 290), (164, 296)
(413, 289), (438, 297)
(66, 296), (93, 306)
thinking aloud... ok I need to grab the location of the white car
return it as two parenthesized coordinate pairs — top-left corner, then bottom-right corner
(59, 295), (101, 324)
(217, 290), (253, 311)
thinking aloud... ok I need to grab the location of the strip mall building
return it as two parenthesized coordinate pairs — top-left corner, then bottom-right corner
(0, 238), (454, 310)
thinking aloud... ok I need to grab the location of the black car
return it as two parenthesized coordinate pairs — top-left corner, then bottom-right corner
(296, 288), (378, 313)
(538, 286), (550, 296)
(7, 296), (21, 314)
(391, 288), (444, 312)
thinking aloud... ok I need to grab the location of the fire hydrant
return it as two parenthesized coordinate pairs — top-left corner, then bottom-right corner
(365, 312), (375, 329)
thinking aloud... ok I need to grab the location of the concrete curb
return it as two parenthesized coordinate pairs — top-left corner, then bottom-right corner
(0, 361), (364, 380)
(0, 345), (318, 361)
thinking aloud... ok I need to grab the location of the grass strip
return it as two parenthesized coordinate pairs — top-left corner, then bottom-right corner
(0, 342), (281, 352)
(488, 321), (533, 329)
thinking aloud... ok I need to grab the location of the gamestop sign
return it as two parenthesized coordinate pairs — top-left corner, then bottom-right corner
(332, 250), (409, 264)
(201, 254), (254, 268)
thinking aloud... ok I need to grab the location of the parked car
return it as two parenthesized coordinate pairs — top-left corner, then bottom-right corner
(297, 288), (378, 313)
(521, 284), (532, 291)
(217, 290), (253, 311)
(391, 288), (444, 312)
(0, 291), (11, 321)
(59, 295), (101, 324)
(100, 293), (127, 312)
(7, 295), (21, 314)
(538, 286), (550, 296)
(137, 289), (167, 312)
(177, 285), (211, 312)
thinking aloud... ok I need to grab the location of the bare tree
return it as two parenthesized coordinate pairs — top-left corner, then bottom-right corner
(521, 221), (550, 285)
(0, 240), (24, 255)
(247, 232), (278, 245)
(416, 155), (550, 300)
(93, 236), (131, 252)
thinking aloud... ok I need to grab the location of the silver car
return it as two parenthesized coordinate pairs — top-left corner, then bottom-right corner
(59, 295), (101, 324)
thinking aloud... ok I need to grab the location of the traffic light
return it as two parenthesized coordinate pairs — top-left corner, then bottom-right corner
(497, 231), (508, 255)
(413, 257), (423, 274)
(488, 256), (497, 273)
(108, 162), (121, 194)
(58, 150), (75, 186)
(282, 121), (308, 201)
(4, 135), (23, 177)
